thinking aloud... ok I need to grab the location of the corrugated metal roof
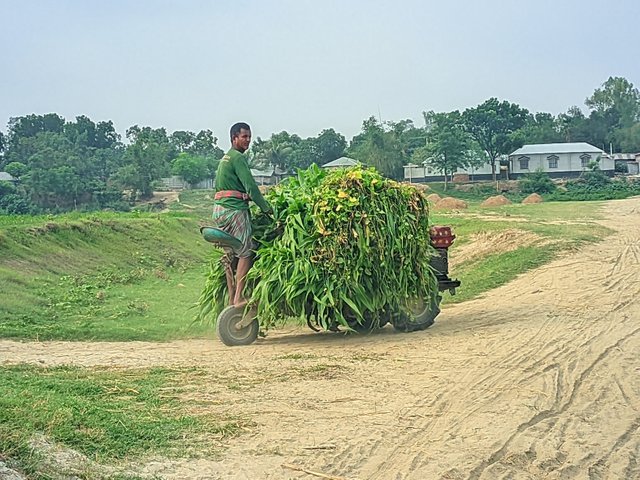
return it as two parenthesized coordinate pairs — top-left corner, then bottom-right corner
(510, 142), (605, 156)
(322, 156), (359, 168)
(612, 153), (637, 160)
(250, 168), (274, 177)
(0, 172), (16, 181)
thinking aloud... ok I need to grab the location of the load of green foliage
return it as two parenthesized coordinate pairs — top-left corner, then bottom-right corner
(197, 165), (437, 332)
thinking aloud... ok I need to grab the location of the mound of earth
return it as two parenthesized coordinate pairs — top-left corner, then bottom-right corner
(426, 193), (442, 203)
(522, 193), (544, 204)
(481, 195), (512, 207)
(434, 197), (468, 210)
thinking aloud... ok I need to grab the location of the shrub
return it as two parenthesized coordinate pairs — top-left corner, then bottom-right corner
(519, 169), (556, 194)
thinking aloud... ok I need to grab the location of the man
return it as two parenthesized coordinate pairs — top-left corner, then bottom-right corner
(212, 122), (272, 306)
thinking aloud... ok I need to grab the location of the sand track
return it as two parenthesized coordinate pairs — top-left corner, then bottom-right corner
(2, 197), (639, 480)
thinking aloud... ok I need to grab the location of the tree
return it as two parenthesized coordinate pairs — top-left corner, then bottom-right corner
(192, 130), (224, 159)
(586, 77), (640, 128)
(169, 130), (196, 153)
(414, 111), (472, 189)
(462, 98), (529, 181)
(313, 128), (347, 166)
(4, 161), (28, 179)
(20, 134), (84, 210)
(517, 112), (564, 144)
(585, 77), (640, 153)
(122, 126), (172, 198)
(251, 131), (301, 171)
(557, 106), (591, 143)
(171, 153), (210, 186)
(0, 131), (5, 166)
(348, 117), (406, 179)
(615, 124), (640, 152)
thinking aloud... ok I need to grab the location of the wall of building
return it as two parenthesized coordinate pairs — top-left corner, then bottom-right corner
(509, 152), (614, 177)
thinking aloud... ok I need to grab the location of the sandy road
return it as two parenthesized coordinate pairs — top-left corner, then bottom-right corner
(1, 197), (639, 480)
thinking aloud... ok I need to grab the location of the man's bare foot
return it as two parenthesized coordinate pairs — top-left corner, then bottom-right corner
(234, 298), (248, 308)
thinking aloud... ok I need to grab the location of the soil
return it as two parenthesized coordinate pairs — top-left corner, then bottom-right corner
(434, 197), (468, 210)
(522, 193), (544, 204)
(426, 193), (442, 204)
(2, 197), (640, 480)
(481, 195), (512, 207)
(134, 191), (181, 212)
(448, 229), (546, 270)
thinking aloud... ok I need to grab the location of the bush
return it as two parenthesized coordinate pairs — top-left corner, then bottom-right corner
(519, 169), (556, 194)
(547, 176), (640, 201)
(577, 170), (611, 188)
(0, 193), (33, 214)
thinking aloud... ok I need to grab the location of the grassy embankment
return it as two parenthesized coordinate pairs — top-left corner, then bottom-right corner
(0, 189), (614, 476)
(0, 211), (213, 341)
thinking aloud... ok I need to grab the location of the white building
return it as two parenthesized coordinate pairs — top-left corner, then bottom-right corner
(321, 157), (360, 169)
(612, 153), (640, 175)
(508, 143), (614, 178)
(403, 161), (496, 183)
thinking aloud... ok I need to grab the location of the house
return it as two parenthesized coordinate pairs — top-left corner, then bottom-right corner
(321, 157), (359, 169)
(612, 153), (640, 175)
(403, 161), (496, 183)
(251, 168), (277, 186)
(249, 166), (289, 186)
(0, 172), (17, 182)
(508, 143), (615, 178)
(404, 163), (436, 182)
(160, 176), (214, 190)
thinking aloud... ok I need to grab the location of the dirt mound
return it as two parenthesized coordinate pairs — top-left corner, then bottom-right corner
(426, 193), (442, 204)
(434, 197), (468, 210)
(481, 195), (512, 207)
(522, 193), (544, 204)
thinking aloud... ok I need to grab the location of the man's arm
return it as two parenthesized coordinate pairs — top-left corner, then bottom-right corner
(234, 156), (272, 213)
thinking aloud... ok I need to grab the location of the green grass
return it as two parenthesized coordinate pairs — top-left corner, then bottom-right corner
(0, 214), (213, 341)
(0, 365), (246, 477)
(167, 189), (216, 219)
(0, 267), (212, 341)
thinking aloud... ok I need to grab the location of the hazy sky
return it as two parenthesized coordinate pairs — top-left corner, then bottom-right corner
(1, 0), (638, 147)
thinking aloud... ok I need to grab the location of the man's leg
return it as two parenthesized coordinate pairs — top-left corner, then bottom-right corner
(233, 254), (253, 306)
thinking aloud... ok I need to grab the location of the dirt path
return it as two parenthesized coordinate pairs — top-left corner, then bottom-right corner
(2, 197), (640, 480)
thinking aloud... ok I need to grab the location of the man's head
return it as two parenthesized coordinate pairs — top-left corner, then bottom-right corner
(230, 122), (251, 153)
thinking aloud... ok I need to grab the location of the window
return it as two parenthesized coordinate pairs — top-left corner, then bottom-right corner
(580, 153), (591, 168)
(547, 154), (559, 169)
(519, 156), (530, 170)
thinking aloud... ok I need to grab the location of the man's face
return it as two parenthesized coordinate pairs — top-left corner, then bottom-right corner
(232, 128), (252, 153)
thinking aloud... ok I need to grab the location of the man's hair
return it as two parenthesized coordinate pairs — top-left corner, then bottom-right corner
(230, 122), (251, 141)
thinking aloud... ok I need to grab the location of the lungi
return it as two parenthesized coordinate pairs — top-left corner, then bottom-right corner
(211, 204), (254, 258)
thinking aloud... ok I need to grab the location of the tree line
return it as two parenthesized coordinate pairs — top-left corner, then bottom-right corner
(1, 76), (639, 214)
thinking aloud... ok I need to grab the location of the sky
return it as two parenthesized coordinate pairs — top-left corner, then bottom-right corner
(1, 0), (639, 148)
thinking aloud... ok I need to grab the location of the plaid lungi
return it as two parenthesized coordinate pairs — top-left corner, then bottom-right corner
(211, 204), (254, 258)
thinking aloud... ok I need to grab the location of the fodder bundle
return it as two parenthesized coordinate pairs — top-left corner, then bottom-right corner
(198, 165), (438, 331)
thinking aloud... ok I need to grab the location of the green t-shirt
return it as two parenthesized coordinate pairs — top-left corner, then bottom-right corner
(214, 148), (271, 213)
